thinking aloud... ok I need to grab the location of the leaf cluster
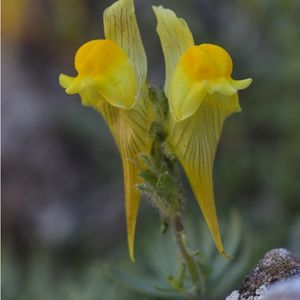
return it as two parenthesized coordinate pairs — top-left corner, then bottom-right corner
(138, 154), (182, 217)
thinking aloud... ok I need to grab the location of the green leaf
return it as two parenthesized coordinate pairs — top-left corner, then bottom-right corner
(109, 267), (182, 299)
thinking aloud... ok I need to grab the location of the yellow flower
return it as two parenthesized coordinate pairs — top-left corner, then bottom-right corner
(59, 0), (155, 261)
(153, 6), (252, 256)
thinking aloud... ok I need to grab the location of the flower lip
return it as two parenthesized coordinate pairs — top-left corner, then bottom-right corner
(59, 38), (138, 109)
(169, 43), (252, 122)
(180, 44), (233, 82)
(74, 39), (130, 77)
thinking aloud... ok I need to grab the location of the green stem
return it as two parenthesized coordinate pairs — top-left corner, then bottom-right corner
(172, 213), (203, 299)
(146, 89), (204, 298)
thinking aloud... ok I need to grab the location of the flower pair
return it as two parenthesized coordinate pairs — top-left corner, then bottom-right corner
(59, 0), (251, 260)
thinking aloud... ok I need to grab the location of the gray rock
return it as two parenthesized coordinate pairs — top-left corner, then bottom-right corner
(226, 248), (300, 300)
(238, 248), (300, 299)
(264, 276), (300, 300)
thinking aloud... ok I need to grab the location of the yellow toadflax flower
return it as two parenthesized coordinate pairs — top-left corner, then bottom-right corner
(153, 6), (252, 256)
(59, 0), (155, 261)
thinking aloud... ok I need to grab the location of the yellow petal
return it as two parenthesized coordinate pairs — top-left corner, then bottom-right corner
(59, 0), (154, 261)
(216, 92), (241, 113)
(59, 74), (75, 90)
(197, 44), (233, 78)
(77, 39), (137, 109)
(61, 79), (155, 261)
(79, 85), (104, 108)
(96, 86), (155, 261)
(59, 73), (89, 95)
(104, 0), (147, 99)
(153, 5), (194, 98)
(179, 45), (232, 82)
(207, 78), (252, 96)
(169, 44), (252, 121)
(59, 40), (137, 109)
(231, 78), (252, 90)
(206, 78), (237, 96)
(167, 93), (241, 256)
(170, 66), (207, 121)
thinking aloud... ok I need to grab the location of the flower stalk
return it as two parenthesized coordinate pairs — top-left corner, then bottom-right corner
(139, 89), (204, 299)
(172, 213), (203, 299)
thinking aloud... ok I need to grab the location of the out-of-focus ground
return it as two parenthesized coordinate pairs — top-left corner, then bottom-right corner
(2, 0), (300, 299)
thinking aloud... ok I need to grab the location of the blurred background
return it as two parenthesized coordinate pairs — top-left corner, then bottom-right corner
(2, 0), (300, 299)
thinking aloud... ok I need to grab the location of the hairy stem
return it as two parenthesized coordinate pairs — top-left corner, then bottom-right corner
(172, 213), (203, 299)
(146, 89), (204, 298)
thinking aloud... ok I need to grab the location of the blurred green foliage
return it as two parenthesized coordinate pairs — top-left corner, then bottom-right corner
(3, 211), (256, 300)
